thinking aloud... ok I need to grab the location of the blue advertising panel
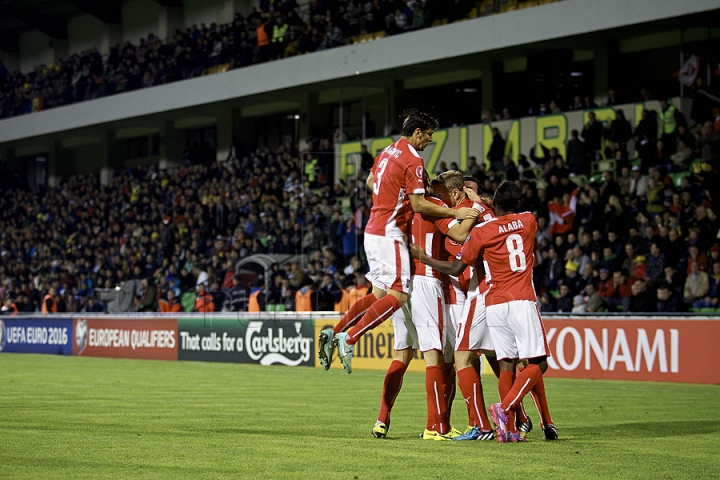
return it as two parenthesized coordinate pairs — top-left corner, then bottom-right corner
(0, 318), (73, 355)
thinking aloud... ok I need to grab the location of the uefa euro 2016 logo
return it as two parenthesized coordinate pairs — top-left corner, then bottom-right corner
(0, 320), (5, 352)
(75, 320), (88, 355)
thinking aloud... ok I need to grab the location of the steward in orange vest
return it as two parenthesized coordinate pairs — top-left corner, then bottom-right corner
(2, 298), (18, 315)
(348, 282), (370, 308)
(194, 285), (215, 313)
(159, 290), (182, 313)
(295, 286), (315, 312)
(248, 287), (265, 312)
(41, 289), (58, 314)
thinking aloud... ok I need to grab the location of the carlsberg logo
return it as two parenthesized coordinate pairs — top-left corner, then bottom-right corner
(246, 321), (312, 366)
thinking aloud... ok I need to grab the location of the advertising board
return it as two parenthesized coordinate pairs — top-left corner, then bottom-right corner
(0, 318), (73, 355)
(543, 317), (720, 384)
(177, 317), (314, 366)
(73, 317), (178, 360)
(315, 318), (430, 373)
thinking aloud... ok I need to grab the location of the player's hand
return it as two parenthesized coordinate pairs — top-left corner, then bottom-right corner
(454, 207), (479, 220)
(409, 243), (425, 260)
(481, 195), (494, 209)
(463, 186), (481, 203)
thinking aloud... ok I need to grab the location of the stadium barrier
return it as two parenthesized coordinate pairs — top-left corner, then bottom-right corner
(1, 313), (718, 384)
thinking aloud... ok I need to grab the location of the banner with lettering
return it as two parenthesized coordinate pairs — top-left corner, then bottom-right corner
(177, 317), (314, 366)
(73, 317), (178, 360)
(543, 316), (720, 384)
(0, 318), (73, 355)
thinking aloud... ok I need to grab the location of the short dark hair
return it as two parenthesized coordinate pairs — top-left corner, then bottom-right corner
(463, 174), (479, 185)
(400, 109), (439, 137)
(493, 180), (521, 212)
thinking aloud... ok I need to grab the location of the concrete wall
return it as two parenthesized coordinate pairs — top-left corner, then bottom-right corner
(19, 30), (54, 72)
(68, 15), (106, 54)
(183, 0), (225, 28)
(121, 0), (162, 45)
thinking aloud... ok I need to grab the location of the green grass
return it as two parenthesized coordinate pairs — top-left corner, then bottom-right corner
(0, 354), (718, 479)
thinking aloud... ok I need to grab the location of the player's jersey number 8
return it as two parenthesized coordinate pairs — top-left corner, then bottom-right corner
(506, 233), (527, 272)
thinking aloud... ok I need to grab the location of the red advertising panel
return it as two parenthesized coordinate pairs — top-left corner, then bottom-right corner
(73, 317), (178, 360)
(543, 317), (720, 384)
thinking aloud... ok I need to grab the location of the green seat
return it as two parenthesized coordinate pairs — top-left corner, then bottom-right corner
(668, 172), (689, 188)
(181, 292), (195, 312)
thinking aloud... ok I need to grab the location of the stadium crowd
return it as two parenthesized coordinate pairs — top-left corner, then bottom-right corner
(1, 97), (720, 316)
(0, 0), (479, 119)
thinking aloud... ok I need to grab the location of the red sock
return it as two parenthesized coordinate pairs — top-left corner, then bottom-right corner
(457, 366), (492, 431)
(425, 365), (449, 434)
(378, 360), (408, 425)
(347, 295), (401, 345)
(333, 293), (377, 334)
(517, 401), (529, 423)
(498, 370), (515, 403)
(443, 362), (456, 419)
(529, 376), (553, 427)
(501, 364), (542, 412)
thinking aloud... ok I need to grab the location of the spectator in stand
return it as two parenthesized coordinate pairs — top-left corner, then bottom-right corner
(669, 139), (692, 171)
(583, 281), (605, 313)
(195, 283), (215, 312)
(605, 89), (619, 106)
(683, 260), (709, 306)
(566, 130), (585, 174)
(656, 283), (686, 312)
(659, 99), (683, 159)
(629, 165), (648, 199)
(606, 109), (632, 157)
(645, 242), (667, 289)
(554, 284), (574, 312)
(581, 112), (603, 161)
(135, 278), (158, 312)
(625, 278), (656, 313)
(159, 289), (182, 313)
(530, 143), (561, 167)
(486, 128), (506, 169)
(561, 260), (584, 295)
(542, 246), (565, 290)
(602, 269), (632, 311)
(501, 155), (519, 182)
(633, 110), (658, 171)
(227, 274), (249, 311)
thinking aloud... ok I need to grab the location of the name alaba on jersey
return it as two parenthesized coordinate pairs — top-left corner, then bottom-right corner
(458, 212), (538, 306)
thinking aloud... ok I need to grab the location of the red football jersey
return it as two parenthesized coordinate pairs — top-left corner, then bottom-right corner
(459, 212), (537, 306)
(365, 137), (426, 237)
(441, 197), (495, 302)
(410, 196), (455, 280)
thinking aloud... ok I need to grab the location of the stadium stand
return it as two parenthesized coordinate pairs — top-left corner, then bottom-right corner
(0, 0), (719, 317)
(0, 0), (563, 120)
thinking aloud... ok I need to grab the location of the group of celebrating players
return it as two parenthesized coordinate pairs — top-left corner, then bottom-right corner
(317, 109), (558, 443)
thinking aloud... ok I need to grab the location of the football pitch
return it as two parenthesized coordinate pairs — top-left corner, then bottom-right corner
(0, 354), (718, 479)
